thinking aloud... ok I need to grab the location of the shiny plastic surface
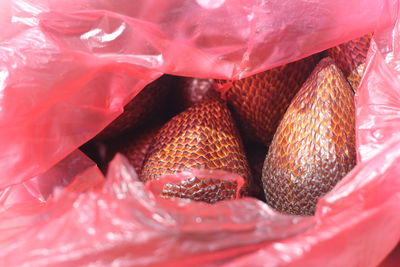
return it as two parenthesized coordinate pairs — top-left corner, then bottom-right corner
(0, 0), (394, 188)
(0, 0), (399, 266)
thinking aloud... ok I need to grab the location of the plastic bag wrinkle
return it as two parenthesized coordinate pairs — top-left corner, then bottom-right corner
(0, 0), (399, 266)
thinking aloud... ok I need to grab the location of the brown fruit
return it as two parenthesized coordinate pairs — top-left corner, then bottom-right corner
(111, 125), (161, 175)
(82, 123), (163, 175)
(223, 54), (321, 145)
(176, 77), (219, 109)
(327, 33), (372, 92)
(262, 57), (356, 216)
(94, 75), (172, 140)
(140, 99), (251, 203)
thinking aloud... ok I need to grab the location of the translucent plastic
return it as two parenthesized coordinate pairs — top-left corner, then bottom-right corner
(0, 150), (103, 207)
(0, 0), (399, 266)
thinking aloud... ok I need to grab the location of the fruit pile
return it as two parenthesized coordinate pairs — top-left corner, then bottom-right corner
(81, 34), (371, 216)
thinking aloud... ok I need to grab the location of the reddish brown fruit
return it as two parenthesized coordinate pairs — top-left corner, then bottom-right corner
(161, 177), (240, 203)
(224, 54), (321, 146)
(112, 125), (161, 175)
(140, 99), (251, 203)
(94, 75), (172, 140)
(327, 33), (372, 91)
(347, 63), (366, 91)
(81, 123), (162, 175)
(262, 57), (356, 216)
(176, 77), (219, 109)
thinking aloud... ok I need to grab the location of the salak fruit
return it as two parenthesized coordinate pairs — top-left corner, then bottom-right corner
(110, 125), (161, 175)
(223, 54), (321, 146)
(94, 75), (173, 140)
(175, 77), (218, 109)
(262, 57), (356, 216)
(327, 33), (372, 92)
(140, 98), (251, 203)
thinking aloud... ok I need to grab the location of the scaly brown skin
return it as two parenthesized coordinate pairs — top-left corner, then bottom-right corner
(176, 77), (219, 109)
(111, 125), (161, 175)
(224, 54), (321, 146)
(327, 33), (372, 92)
(262, 57), (356, 216)
(94, 75), (173, 140)
(80, 125), (161, 175)
(140, 99), (251, 203)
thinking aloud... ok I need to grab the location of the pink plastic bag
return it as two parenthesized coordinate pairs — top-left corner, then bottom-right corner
(0, 0), (399, 266)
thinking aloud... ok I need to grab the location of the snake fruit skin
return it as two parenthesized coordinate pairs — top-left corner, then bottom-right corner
(224, 54), (320, 146)
(140, 99), (251, 203)
(95, 75), (172, 140)
(176, 77), (218, 109)
(262, 57), (356, 216)
(347, 63), (366, 91)
(161, 177), (239, 203)
(327, 34), (372, 91)
(112, 125), (161, 175)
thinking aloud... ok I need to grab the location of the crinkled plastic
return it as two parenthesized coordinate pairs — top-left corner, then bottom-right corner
(0, 0), (399, 266)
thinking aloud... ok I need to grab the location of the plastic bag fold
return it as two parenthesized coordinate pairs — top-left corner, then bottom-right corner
(0, 0), (394, 189)
(0, 0), (399, 266)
